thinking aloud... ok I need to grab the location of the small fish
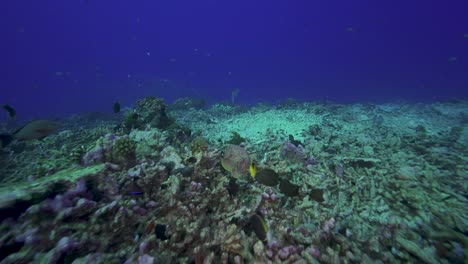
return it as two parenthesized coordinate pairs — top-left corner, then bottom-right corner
(113, 101), (121, 113)
(128, 191), (144, 195)
(249, 161), (257, 178)
(2, 104), (16, 119)
(126, 181), (144, 196)
(1, 119), (58, 148)
(186, 156), (197, 164)
(226, 178), (239, 198)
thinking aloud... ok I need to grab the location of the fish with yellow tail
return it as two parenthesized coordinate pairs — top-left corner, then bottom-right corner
(249, 211), (271, 244)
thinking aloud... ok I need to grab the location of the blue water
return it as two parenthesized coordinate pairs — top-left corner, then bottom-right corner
(1, 0), (467, 119)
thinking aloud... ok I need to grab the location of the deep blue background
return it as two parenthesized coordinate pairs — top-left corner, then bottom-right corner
(1, 0), (467, 120)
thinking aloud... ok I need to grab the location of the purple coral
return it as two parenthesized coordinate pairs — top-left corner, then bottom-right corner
(335, 162), (344, 178)
(41, 195), (73, 213)
(46, 237), (80, 263)
(278, 245), (298, 260)
(261, 188), (277, 202)
(307, 245), (321, 259)
(38, 179), (95, 217)
(105, 162), (121, 171)
(133, 205), (148, 216)
(65, 179), (88, 198)
(81, 146), (104, 166)
(137, 254), (155, 264)
(323, 217), (336, 233)
(81, 133), (118, 166)
(15, 228), (39, 245)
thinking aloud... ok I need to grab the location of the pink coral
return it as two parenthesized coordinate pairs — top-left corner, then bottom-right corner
(278, 245), (299, 260)
(323, 218), (336, 233)
(261, 188), (277, 202)
(307, 245), (321, 259)
(81, 146), (104, 166)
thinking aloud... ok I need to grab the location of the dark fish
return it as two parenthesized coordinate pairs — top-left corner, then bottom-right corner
(288, 134), (302, 147)
(113, 101), (121, 113)
(279, 179), (300, 197)
(1, 119), (58, 147)
(186, 156), (197, 164)
(2, 105), (16, 119)
(128, 191), (144, 195)
(308, 188), (324, 202)
(13, 120), (58, 141)
(0, 134), (14, 148)
(249, 211), (269, 243)
(155, 224), (169, 240)
(226, 178), (239, 198)
(255, 168), (279, 187)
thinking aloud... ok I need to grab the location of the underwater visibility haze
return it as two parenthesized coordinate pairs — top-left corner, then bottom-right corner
(0, 0), (467, 263)
(1, 0), (468, 117)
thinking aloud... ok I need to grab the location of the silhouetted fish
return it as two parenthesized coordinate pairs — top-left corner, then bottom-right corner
(2, 105), (16, 119)
(113, 101), (120, 113)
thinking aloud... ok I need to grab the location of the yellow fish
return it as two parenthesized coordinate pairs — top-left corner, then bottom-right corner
(249, 162), (257, 178)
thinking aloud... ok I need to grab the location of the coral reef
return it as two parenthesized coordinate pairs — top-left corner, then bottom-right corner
(135, 96), (173, 129)
(111, 136), (137, 168)
(226, 131), (246, 145)
(189, 136), (209, 154)
(0, 99), (467, 263)
(121, 96), (173, 132)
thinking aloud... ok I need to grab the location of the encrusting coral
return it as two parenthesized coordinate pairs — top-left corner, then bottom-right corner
(111, 136), (137, 167)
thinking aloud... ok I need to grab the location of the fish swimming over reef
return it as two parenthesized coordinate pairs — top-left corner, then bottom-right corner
(0, 119), (59, 148)
(249, 161), (257, 178)
(221, 145), (251, 178)
(113, 101), (120, 113)
(249, 211), (270, 243)
(2, 104), (16, 119)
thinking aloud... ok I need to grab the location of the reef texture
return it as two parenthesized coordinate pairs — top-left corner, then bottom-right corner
(0, 97), (467, 263)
